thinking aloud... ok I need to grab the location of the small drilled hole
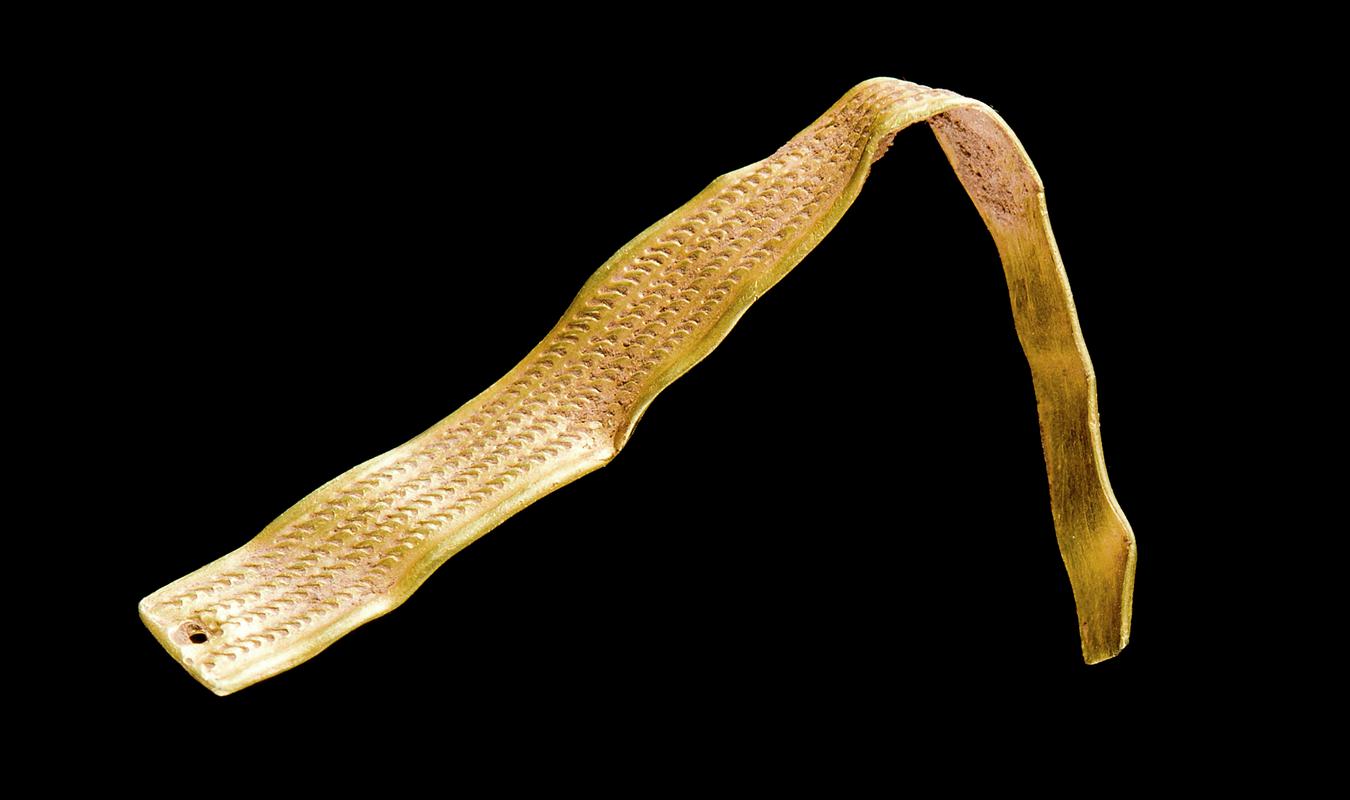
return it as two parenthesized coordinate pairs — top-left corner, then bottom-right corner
(188, 632), (209, 644)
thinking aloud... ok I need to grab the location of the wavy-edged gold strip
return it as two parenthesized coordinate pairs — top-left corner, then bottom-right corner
(140, 77), (1137, 695)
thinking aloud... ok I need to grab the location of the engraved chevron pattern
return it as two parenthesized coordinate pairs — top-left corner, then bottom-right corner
(141, 78), (1023, 694)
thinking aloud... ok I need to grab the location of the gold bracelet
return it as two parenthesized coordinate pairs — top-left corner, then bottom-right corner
(140, 77), (1137, 695)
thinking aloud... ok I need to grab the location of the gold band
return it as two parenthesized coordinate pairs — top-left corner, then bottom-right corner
(141, 77), (1137, 695)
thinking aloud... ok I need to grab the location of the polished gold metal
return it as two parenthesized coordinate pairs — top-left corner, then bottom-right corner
(141, 77), (1137, 694)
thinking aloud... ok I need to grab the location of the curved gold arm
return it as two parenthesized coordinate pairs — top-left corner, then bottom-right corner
(141, 77), (1136, 695)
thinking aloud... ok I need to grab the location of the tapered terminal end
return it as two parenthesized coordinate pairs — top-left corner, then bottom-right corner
(1066, 511), (1136, 665)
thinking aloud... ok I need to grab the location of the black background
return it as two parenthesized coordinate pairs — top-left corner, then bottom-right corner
(69, 24), (1249, 753)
